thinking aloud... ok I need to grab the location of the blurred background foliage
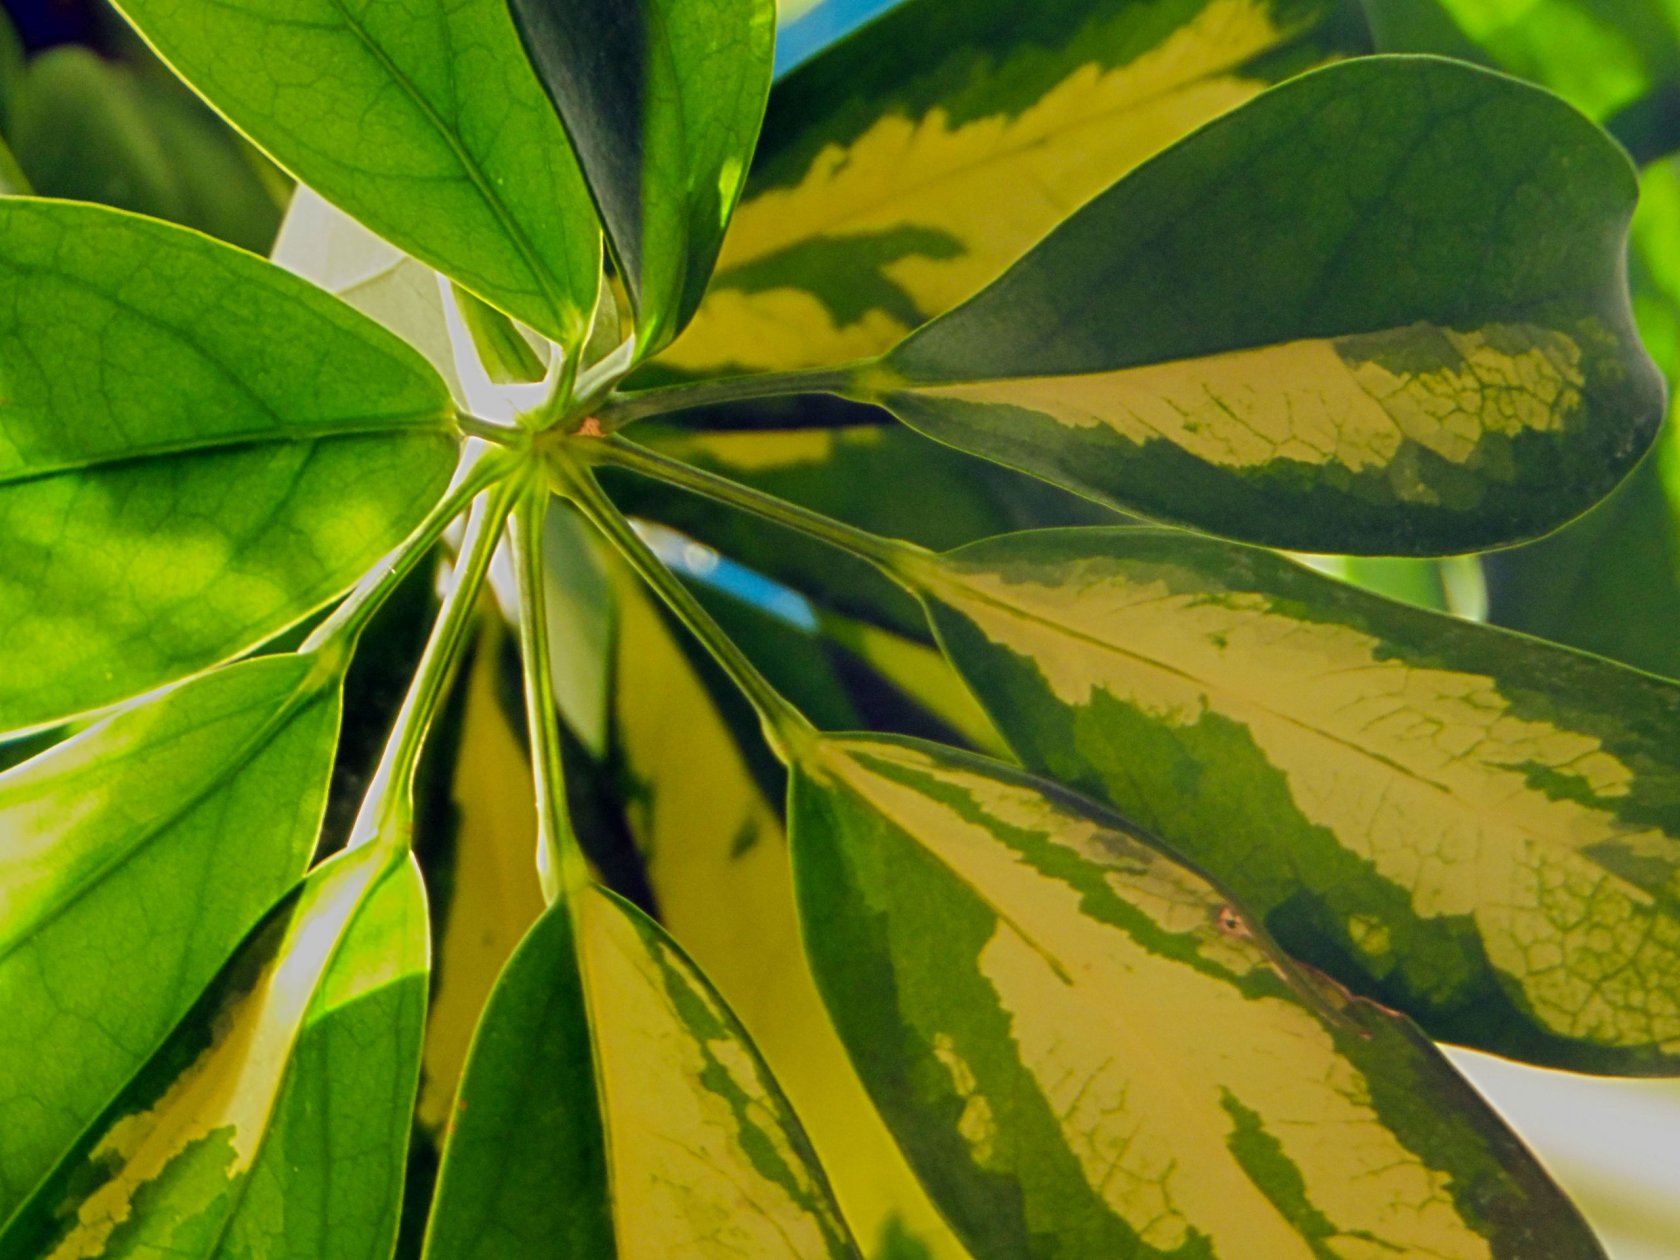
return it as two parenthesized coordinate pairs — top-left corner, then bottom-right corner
(4, 0), (1680, 1255)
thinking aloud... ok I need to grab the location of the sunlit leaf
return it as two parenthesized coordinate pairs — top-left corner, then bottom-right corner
(0, 198), (457, 733)
(510, 0), (775, 353)
(424, 884), (857, 1257)
(660, 0), (1366, 377)
(906, 527), (1680, 1073)
(0, 841), (427, 1258)
(0, 653), (341, 1223)
(111, 0), (602, 346)
(605, 560), (968, 1258)
(791, 732), (1605, 1258)
(867, 56), (1664, 554)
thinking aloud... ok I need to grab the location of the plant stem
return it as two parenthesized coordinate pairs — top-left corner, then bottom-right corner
(304, 440), (516, 654)
(592, 365), (860, 430)
(550, 453), (817, 764)
(347, 480), (518, 850)
(578, 434), (933, 580)
(511, 486), (587, 903)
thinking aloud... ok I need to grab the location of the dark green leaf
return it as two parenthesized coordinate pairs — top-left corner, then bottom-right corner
(0, 198), (457, 732)
(509, 0), (774, 353)
(867, 56), (1664, 554)
(791, 732), (1604, 1258)
(111, 0), (602, 346)
(906, 526), (1680, 1072)
(423, 884), (856, 1257)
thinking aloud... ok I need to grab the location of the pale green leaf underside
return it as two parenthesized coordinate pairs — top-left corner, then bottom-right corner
(111, 0), (603, 347)
(916, 527), (1680, 1074)
(792, 733), (1602, 1258)
(873, 55), (1664, 554)
(0, 198), (457, 733)
(425, 885), (856, 1258)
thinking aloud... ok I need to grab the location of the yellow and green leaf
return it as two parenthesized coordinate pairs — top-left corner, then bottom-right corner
(606, 560), (970, 1258)
(423, 884), (858, 1257)
(869, 56), (1665, 554)
(910, 527), (1680, 1073)
(0, 841), (428, 1258)
(790, 733), (1605, 1258)
(0, 198), (457, 733)
(0, 654), (341, 1224)
(658, 0), (1367, 377)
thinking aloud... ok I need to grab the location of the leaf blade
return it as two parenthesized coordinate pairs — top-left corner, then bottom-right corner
(510, 0), (775, 353)
(0, 198), (457, 733)
(872, 55), (1665, 553)
(791, 733), (1605, 1258)
(914, 526), (1680, 1073)
(110, 0), (602, 345)
(658, 0), (1368, 378)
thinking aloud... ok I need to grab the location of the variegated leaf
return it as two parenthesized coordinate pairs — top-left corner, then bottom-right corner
(907, 527), (1680, 1073)
(423, 885), (858, 1258)
(0, 843), (427, 1258)
(657, 0), (1367, 378)
(0, 654), (340, 1224)
(791, 733), (1604, 1258)
(866, 55), (1664, 554)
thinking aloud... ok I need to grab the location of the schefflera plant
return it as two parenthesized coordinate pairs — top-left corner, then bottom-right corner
(0, 0), (1674, 1256)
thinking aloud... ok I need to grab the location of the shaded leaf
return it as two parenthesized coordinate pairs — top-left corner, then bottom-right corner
(908, 527), (1680, 1072)
(10, 47), (282, 252)
(0, 653), (340, 1222)
(869, 56), (1664, 554)
(790, 732), (1604, 1258)
(510, 0), (775, 353)
(0, 840), (425, 1258)
(111, 0), (602, 346)
(0, 198), (456, 733)
(660, 0), (1367, 377)
(424, 884), (856, 1257)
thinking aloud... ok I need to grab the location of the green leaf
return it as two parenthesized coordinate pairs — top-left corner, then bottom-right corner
(866, 56), (1665, 555)
(0, 653), (341, 1223)
(790, 733), (1605, 1258)
(907, 526), (1680, 1073)
(658, 0), (1367, 378)
(0, 198), (457, 733)
(0, 839), (426, 1258)
(10, 48), (283, 252)
(509, 0), (775, 354)
(424, 884), (857, 1257)
(111, 0), (602, 347)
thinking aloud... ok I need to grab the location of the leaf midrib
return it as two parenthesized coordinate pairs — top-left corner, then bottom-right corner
(318, 0), (582, 341)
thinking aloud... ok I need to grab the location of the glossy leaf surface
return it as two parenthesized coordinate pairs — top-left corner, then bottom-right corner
(0, 654), (340, 1223)
(791, 733), (1604, 1258)
(510, 0), (774, 353)
(660, 0), (1367, 377)
(425, 884), (856, 1258)
(872, 56), (1664, 554)
(0, 199), (456, 732)
(111, 0), (602, 346)
(0, 842), (426, 1258)
(913, 528), (1680, 1073)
